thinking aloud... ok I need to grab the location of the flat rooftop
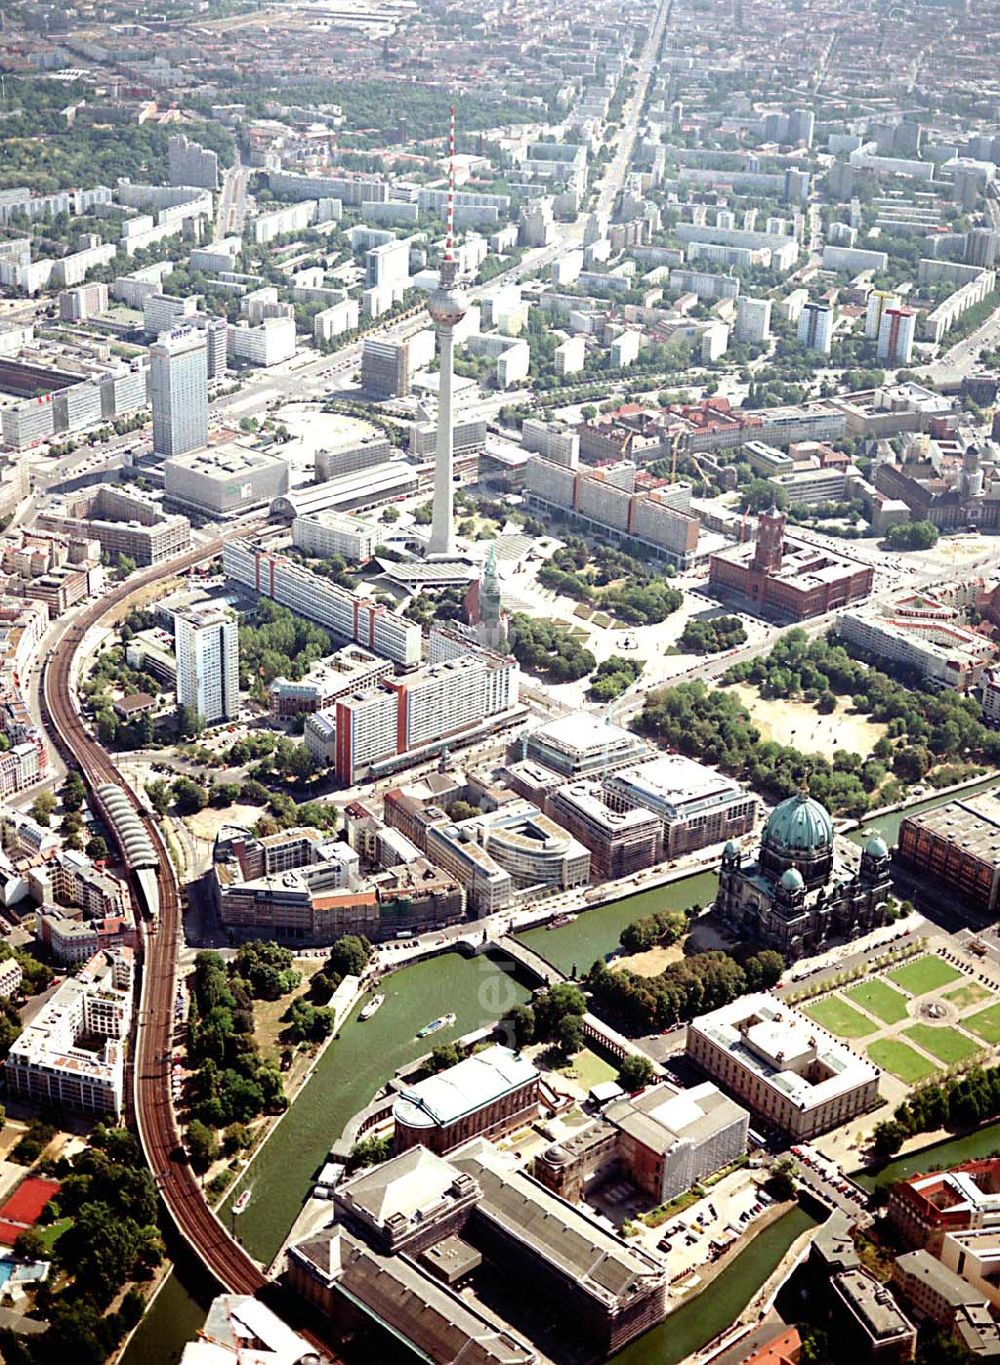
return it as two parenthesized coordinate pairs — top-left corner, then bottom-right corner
(527, 713), (650, 764)
(605, 1080), (747, 1155)
(164, 443), (287, 478)
(832, 1268), (914, 1342)
(606, 753), (746, 818)
(903, 793), (1000, 863)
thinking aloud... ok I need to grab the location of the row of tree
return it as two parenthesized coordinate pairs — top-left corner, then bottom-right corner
(872, 1064), (1000, 1160)
(587, 948), (785, 1033)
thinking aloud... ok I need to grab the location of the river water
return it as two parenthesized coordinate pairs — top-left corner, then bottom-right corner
(518, 871), (720, 977)
(853, 1120), (1000, 1191)
(124, 952), (529, 1365)
(124, 776), (998, 1365)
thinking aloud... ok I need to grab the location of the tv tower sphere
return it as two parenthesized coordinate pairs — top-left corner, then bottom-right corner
(427, 269), (467, 328)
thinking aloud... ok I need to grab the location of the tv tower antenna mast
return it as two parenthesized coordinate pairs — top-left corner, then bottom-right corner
(426, 105), (467, 559)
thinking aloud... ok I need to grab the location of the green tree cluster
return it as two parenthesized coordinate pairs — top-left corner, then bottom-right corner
(1, 1126), (162, 1365)
(618, 1054), (656, 1091)
(502, 983), (586, 1055)
(678, 615), (748, 655)
(185, 951), (286, 1140)
(285, 997), (335, 1044)
(589, 656), (643, 702)
(308, 935), (373, 1004)
(881, 1064), (1000, 1154)
(347, 1134), (393, 1171)
(509, 616), (595, 683)
(239, 600), (334, 692)
(619, 909), (688, 954)
(885, 520), (940, 551)
(637, 630), (1000, 816)
(587, 948), (784, 1033)
(235, 941), (300, 1001)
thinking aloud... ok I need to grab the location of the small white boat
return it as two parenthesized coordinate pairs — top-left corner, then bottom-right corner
(233, 1189), (252, 1216)
(359, 993), (385, 1021)
(417, 1012), (456, 1039)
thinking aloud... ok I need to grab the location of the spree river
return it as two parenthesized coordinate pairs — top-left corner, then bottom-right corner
(124, 777), (996, 1365)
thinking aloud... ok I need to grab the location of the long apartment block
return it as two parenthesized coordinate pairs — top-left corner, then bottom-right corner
(223, 538), (421, 668)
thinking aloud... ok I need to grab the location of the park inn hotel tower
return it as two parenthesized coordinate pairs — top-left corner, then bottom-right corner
(150, 327), (209, 459)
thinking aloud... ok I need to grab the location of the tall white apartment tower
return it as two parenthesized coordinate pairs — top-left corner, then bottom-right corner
(174, 605), (239, 724)
(734, 296), (772, 344)
(426, 108), (468, 559)
(797, 302), (833, 355)
(865, 289), (900, 340)
(876, 306), (916, 366)
(150, 328), (208, 459)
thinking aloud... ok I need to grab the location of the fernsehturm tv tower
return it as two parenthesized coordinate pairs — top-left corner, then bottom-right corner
(426, 107), (467, 559)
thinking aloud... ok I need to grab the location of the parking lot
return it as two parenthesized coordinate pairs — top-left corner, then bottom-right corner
(583, 1164), (779, 1293)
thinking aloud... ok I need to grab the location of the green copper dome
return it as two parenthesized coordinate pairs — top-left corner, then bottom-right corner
(865, 835), (889, 859)
(763, 792), (834, 857)
(780, 867), (805, 892)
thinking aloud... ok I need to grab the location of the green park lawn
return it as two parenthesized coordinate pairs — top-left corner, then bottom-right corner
(945, 982), (992, 1010)
(887, 956), (963, 996)
(867, 1038), (940, 1084)
(802, 996), (876, 1039)
(845, 980), (910, 1025)
(966, 1001), (1000, 1045)
(36, 1217), (72, 1253)
(558, 1047), (617, 1091)
(903, 1024), (981, 1066)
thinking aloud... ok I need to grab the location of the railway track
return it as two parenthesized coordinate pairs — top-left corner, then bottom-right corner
(39, 538), (339, 1341)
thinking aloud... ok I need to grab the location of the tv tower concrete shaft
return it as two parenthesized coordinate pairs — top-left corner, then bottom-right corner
(426, 105), (466, 559)
(428, 314), (458, 556)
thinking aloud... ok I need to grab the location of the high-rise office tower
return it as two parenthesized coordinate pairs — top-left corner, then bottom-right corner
(876, 307), (915, 366)
(174, 605), (239, 724)
(150, 328), (208, 459)
(797, 302), (833, 355)
(426, 109), (467, 560)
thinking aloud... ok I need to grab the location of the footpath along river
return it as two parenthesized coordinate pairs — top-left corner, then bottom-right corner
(123, 776), (1000, 1365)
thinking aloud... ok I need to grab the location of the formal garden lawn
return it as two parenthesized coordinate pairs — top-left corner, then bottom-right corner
(966, 1001), (1000, 1045)
(845, 980), (910, 1025)
(903, 1024), (981, 1066)
(802, 996), (876, 1039)
(887, 956), (963, 996)
(944, 982), (992, 1010)
(867, 1039), (939, 1084)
